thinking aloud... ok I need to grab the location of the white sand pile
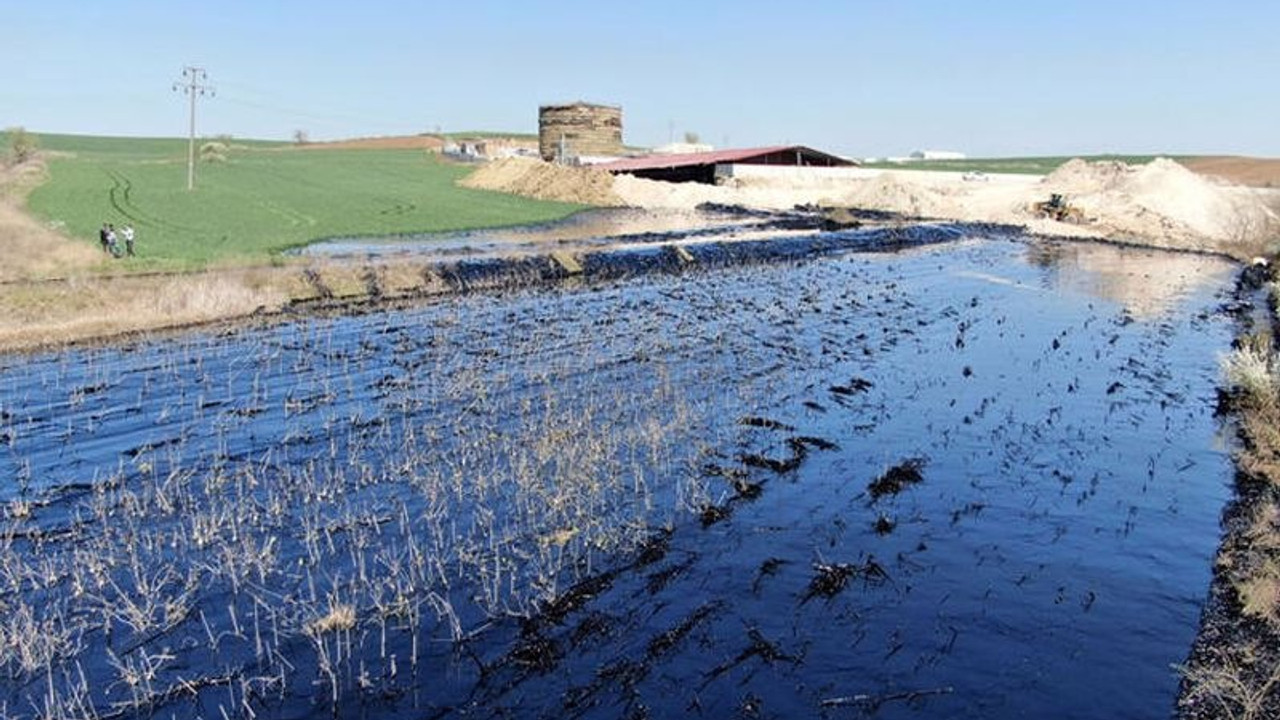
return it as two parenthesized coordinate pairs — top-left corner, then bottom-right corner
(1039, 157), (1275, 251)
(840, 173), (960, 219)
(613, 174), (734, 209)
(460, 157), (622, 206)
(1041, 158), (1134, 193)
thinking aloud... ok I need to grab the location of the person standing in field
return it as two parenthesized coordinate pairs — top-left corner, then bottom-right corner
(98, 223), (110, 253)
(106, 224), (119, 258)
(122, 224), (135, 257)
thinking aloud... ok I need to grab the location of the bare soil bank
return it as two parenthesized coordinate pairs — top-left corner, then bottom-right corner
(1183, 157), (1280, 189)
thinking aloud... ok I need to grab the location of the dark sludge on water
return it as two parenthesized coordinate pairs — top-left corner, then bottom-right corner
(868, 457), (927, 500)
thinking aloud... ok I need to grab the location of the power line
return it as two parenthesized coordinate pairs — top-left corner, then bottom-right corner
(172, 66), (214, 191)
(217, 94), (424, 135)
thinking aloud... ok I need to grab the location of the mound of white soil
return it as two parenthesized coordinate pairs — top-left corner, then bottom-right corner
(840, 173), (960, 219)
(1041, 158), (1275, 251)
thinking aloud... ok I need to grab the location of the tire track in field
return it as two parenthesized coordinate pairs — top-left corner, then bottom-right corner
(102, 168), (200, 233)
(252, 198), (316, 228)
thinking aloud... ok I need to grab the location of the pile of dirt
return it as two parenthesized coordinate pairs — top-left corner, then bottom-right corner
(841, 173), (958, 219)
(461, 158), (622, 206)
(1042, 158), (1135, 192)
(613, 173), (733, 209)
(1041, 157), (1275, 250)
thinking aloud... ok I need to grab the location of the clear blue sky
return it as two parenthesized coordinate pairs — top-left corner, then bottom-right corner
(4, 0), (1277, 157)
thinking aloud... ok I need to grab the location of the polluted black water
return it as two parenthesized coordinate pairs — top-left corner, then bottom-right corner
(296, 206), (793, 259)
(0, 234), (1240, 719)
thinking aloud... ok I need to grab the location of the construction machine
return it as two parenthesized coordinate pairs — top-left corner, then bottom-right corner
(1031, 193), (1086, 224)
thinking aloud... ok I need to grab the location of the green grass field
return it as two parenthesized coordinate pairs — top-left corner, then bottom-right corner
(19, 133), (583, 270)
(858, 155), (1195, 175)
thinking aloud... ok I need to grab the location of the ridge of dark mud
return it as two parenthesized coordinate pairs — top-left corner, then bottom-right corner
(2, 221), (1024, 358)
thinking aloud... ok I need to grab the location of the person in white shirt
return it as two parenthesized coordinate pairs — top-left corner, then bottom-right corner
(122, 225), (135, 257)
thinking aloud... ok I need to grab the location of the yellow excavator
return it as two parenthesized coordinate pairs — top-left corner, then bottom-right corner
(1032, 193), (1086, 224)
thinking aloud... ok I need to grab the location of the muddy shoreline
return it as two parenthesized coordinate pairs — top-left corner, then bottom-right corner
(1177, 272), (1280, 720)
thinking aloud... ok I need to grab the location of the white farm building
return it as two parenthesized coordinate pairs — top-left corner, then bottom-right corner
(910, 150), (967, 160)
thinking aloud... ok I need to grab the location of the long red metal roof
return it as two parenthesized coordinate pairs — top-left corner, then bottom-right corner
(598, 145), (850, 173)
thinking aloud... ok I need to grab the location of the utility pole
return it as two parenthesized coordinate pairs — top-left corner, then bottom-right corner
(172, 66), (214, 191)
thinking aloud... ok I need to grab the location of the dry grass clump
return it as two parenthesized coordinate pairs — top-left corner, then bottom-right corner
(1221, 345), (1279, 405)
(1238, 561), (1280, 623)
(309, 603), (357, 635)
(1182, 644), (1280, 720)
(1220, 330), (1280, 482)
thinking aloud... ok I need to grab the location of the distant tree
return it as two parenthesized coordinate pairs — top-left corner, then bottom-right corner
(683, 131), (701, 145)
(5, 126), (37, 164)
(293, 129), (309, 145)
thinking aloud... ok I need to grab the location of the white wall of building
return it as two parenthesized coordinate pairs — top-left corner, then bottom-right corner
(714, 164), (866, 184)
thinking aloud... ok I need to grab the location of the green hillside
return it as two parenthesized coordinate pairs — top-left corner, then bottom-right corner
(19, 133), (582, 270)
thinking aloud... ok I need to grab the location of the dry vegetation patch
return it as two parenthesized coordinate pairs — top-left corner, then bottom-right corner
(1182, 288), (1280, 718)
(0, 158), (99, 281)
(0, 269), (292, 350)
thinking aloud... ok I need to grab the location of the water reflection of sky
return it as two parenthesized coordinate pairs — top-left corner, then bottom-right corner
(1024, 240), (1236, 319)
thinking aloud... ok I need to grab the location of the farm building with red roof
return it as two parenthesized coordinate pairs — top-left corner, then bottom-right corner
(597, 145), (855, 184)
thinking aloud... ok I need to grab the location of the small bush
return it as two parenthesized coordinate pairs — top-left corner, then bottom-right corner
(5, 126), (37, 165)
(1221, 346), (1278, 402)
(308, 603), (356, 634)
(199, 141), (228, 163)
(1238, 558), (1280, 623)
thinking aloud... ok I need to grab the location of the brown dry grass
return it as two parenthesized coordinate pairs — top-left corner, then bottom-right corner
(0, 257), (455, 352)
(308, 603), (357, 635)
(0, 269), (292, 351)
(0, 159), (100, 281)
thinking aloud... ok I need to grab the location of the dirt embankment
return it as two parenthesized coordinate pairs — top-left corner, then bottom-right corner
(460, 157), (623, 206)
